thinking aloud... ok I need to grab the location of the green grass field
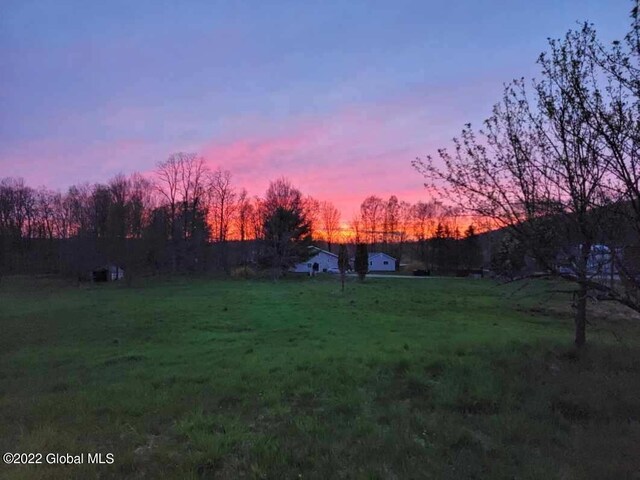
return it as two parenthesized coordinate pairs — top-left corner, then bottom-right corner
(1, 275), (639, 479)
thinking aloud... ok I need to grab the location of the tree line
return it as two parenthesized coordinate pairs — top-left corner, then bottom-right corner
(1, 151), (485, 280)
(350, 195), (483, 273)
(0, 161), (317, 279)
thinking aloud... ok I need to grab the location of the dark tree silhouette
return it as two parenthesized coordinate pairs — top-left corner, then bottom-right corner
(262, 207), (311, 276)
(414, 22), (640, 346)
(260, 179), (312, 277)
(338, 243), (349, 291)
(354, 243), (368, 282)
(320, 201), (340, 253)
(462, 225), (483, 270)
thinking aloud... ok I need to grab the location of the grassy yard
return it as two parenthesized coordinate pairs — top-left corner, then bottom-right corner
(1, 275), (639, 479)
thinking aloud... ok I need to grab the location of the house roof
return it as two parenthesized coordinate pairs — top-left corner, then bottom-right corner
(94, 264), (124, 270)
(309, 246), (338, 258)
(369, 252), (397, 261)
(349, 252), (397, 261)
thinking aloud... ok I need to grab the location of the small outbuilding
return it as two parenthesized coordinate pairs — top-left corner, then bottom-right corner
(92, 264), (125, 282)
(292, 247), (339, 274)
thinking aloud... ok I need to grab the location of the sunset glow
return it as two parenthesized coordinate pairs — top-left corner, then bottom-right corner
(0, 1), (626, 218)
(3, 2), (640, 478)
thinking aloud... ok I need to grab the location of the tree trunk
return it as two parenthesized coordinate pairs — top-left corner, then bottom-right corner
(574, 281), (587, 347)
(575, 241), (591, 348)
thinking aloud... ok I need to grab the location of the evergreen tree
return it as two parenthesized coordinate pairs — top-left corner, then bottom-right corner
(462, 224), (482, 269)
(262, 206), (311, 276)
(432, 222), (446, 272)
(354, 243), (368, 281)
(490, 232), (526, 278)
(259, 178), (312, 277)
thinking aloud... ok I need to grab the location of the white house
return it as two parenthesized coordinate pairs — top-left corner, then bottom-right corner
(367, 252), (397, 272)
(109, 265), (125, 281)
(292, 247), (339, 273)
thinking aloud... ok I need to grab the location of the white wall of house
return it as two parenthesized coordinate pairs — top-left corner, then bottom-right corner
(109, 265), (125, 281)
(368, 253), (396, 272)
(292, 250), (339, 273)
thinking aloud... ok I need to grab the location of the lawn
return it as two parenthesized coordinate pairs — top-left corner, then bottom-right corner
(1, 275), (639, 479)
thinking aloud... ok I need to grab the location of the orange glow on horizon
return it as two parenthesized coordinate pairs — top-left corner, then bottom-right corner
(216, 214), (496, 243)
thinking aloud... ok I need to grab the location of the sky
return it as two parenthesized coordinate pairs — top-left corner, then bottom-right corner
(0, 0), (632, 218)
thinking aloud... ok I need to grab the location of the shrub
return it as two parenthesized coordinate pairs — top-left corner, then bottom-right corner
(230, 265), (257, 279)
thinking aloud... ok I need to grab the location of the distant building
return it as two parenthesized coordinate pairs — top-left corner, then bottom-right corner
(291, 247), (339, 274)
(556, 244), (628, 279)
(349, 252), (397, 272)
(92, 264), (125, 282)
(367, 252), (397, 272)
(622, 246), (640, 278)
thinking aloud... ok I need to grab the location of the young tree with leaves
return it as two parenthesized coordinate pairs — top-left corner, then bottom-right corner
(338, 243), (350, 292)
(414, 26), (621, 346)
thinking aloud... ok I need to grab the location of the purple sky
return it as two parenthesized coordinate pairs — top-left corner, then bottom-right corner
(0, 0), (631, 217)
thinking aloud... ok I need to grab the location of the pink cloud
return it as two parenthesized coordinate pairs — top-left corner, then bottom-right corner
(197, 103), (442, 218)
(0, 137), (157, 189)
(1, 87), (473, 217)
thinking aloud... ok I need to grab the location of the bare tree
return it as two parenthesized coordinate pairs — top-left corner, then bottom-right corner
(179, 154), (208, 241)
(156, 152), (208, 238)
(155, 153), (210, 271)
(108, 174), (129, 241)
(250, 197), (265, 241)
(394, 199), (413, 262)
(302, 195), (320, 240)
(235, 188), (253, 242)
(155, 155), (181, 241)
(411, 201), (438, 242)
(66, 183), (93, 237)
(263, 177), (304, 214)
(208, 168), (236, 243)
(383, 195), (400, 244)
(34, 187), (56, 240)
(350, 214), (363, 244)
(319, 201), (341, 252)
(360, 195), (384, 245)
(128, 173), (154, 239)
(52, 191), (72, 240)
(234, 188), (254, 265)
